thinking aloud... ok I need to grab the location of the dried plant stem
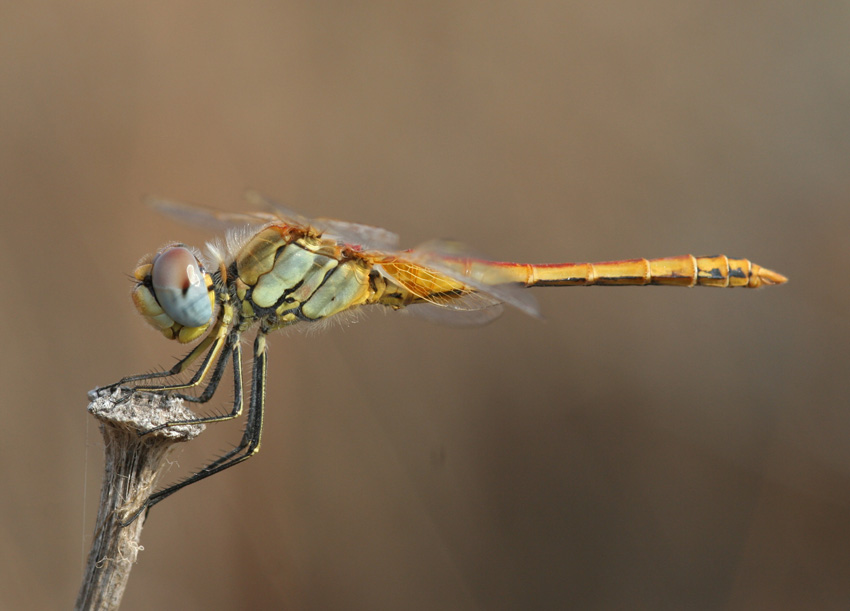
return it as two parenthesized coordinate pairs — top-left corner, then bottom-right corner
(75, 389), (204, 611)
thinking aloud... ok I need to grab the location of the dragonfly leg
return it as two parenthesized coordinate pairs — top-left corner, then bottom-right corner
(97, 303), (234, 399)
(193, 330), (266, 473)
(123, 330), (268, 526)
(130, 320), (231, 396)
(139, 337), (244, 434)
(174, 332), (235, 404)
(102, 330), (218, 393)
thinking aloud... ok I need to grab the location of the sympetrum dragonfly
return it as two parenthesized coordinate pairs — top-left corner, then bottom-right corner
(102, 192), (787, 523)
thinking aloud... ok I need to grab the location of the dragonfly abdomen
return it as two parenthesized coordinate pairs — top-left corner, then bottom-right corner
(521, 254), (787, 288)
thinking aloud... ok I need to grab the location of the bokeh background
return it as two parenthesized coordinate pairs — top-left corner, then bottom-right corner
(1, 3), (847, 609)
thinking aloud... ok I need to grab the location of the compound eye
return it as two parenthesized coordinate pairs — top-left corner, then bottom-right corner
(151, 246), (213, 327)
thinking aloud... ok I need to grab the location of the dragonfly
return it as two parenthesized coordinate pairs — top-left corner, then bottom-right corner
(103, 192), (787, 523)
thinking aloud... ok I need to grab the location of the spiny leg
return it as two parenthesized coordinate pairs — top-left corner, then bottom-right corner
(156, 328), (239, 406)
(103, 331), (226, 414)
(195, 330), (267, 474)
(173, 333), (234, 404)
(101, 324), (220, 392)
(122, 329), (268, 526)
(99, 303), (232, 398)
(140, 336), (244, 434)
(132, 310), (233, 395)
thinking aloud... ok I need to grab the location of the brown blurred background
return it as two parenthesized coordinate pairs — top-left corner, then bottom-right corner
(1, 2), (847, 609)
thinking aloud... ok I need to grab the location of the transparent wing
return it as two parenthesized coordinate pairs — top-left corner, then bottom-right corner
(244, 190), (314, 230)
(147, 196), (274, 233)
(245, 190), (400, 252)
(316, 219), (400, 252)
(377, 259), (507, 325)
(405, 297), (505, 326)
(406, 240), (540, 318)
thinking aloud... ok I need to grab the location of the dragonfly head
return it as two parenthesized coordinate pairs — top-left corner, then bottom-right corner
(131, 245), (216, 343)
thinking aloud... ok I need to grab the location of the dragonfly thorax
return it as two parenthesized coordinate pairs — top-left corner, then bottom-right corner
(231, 225), (375, 327)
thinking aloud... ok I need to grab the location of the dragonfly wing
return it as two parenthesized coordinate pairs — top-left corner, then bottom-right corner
(408, 240), (541, 318)
(244, 190), (315, 230)
(147, 196), (273, 233)
(316, 219), (401, 252)
(405, 298), (505, 326)
(245, 191), (400, 251)
(375, 258), (508, 325)
(377, 261), (507, 325)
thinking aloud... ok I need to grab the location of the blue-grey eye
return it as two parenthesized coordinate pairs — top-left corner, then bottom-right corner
(151, 246), (213, 327)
